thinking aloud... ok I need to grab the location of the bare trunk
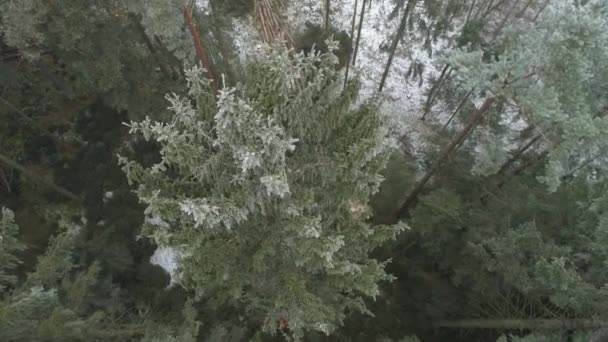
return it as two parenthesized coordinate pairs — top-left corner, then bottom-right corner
(421, 64), (451, 120)
(324, 0), (331, 30)
(465, 0), (478, 25)
(378, 0), (417, 92)
(181, 1), (220, 96)
(440, 88), (474, 132)
(396, 98), (495, 218)
(533, 0), (550, 22)
(497, 134), (541, 175)
(490, 0), (517, 41)
(343, 0), (359, 91)
(352, 0), (368, 66)
(436, 318), (608, 330)
(516, 0), (536, 19)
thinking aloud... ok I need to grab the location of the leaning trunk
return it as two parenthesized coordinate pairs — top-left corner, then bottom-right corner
(351, 0), (368, 66)
(396, 97), (495, 218)
(378, 0), (417, 92)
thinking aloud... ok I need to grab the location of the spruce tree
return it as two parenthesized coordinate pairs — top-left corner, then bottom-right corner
(120, 41), (405, 339)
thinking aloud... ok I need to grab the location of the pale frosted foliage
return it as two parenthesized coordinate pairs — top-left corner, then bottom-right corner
(125, 0), (194, 61)
(0, 0), (49, 59)
(120, 43), (405, 339)
(446, 0), (608, 190)
(471, 132), (509, 176)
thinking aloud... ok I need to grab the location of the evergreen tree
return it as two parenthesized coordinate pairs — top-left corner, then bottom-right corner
(120, 41), (405, 339)
(398, 0), (608, 215)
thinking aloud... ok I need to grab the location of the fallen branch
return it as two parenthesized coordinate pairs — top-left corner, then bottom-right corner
(436, 318), (608, 330)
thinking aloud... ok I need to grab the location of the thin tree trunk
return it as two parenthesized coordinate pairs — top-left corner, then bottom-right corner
(0, 152), (79, 201)
(436, 319), (608, 330)
(509, 149), (548, 178)
(515, 0), (536, 19)
(396, 97), (495, 218)
(532, 0), (550, 22)
(440, 88), (474, 133)
(482, 0), (508, 19)
(472, 0), (489, 20)
(352, 0), (368, 66)
(343, 0), (359, 91)
(490, 1), (516, 41)
(421, 64), (451, 120)
(378, 0), (417, 93)
(497, 134), (541, 175)
(324, 0), (331, 30)
(562, 154), (602, 182)
(495, 149), (549, 189)
(465, 0), (478, 25)
(181, 0), (220, 96)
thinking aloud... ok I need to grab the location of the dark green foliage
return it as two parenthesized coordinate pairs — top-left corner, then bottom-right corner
(456, 18), (485, 48)
(370, 152), (416, 223)
(210, 0), (254, 17)
(294, 22), (353, 67)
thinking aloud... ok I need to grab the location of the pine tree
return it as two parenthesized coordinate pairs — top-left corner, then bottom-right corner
(120, 41), (405, 339)
(397, 0), (608, 215)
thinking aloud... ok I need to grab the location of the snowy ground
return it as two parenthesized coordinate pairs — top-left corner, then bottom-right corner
(285, 0), (453, 153)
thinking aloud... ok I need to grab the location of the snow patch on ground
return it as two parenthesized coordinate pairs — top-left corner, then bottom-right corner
(150, 246), (181, 287)
(232, 16), (264, 65)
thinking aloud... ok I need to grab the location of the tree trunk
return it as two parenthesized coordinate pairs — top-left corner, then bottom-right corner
(0, 152), (79, 201)
(465, 0), (478, 25)
(395, 97), (495, 218)
(436, 319), (608, 330)
(497, 134), (542, 175)
(351, 0), (368, 66)
(533, 0), (550, 22)
(421, 64), (451, 120)
(515, 0), (536, 19)
(440, 88), (474, 132)
(378, 0), (417, 93)
(324, 0), (331, 30)
(343, 0), (359, 91)
(181, 1), (220, 96)
(490, 0), (519, 41)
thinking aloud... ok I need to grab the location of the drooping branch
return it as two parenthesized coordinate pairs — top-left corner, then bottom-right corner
(181, 0), (220, 96)
(0, 152), (79, 201)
